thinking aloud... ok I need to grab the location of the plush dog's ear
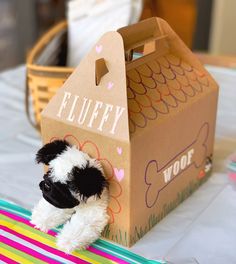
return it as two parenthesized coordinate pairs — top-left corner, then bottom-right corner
(36, 140), (70, 165)
(69, 166), (108, 201)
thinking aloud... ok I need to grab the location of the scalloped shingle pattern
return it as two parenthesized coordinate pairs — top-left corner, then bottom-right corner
(127, 53), (210, 134)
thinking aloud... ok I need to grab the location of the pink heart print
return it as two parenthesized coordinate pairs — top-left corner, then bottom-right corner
(95, 45), (103, 54)
(117, 147), (122, 155)
(114, 168), (124, 182)
(229, 172), (236, 181)
(107, 81), (114, 90)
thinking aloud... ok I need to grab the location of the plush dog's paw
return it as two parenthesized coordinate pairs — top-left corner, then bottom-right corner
(56, 235), (84, 253)
(30, 211), (50, 232)
(31, 221), (49, 233)
(31, 198), (52, 232)
(31, 198), (75, 233)
(56, 228), (91, 253)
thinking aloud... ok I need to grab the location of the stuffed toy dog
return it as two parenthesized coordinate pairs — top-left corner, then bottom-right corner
(31, 140), (109, 253)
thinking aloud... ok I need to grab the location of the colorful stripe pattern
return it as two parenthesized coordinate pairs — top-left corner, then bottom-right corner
(0, 199), (165, 264)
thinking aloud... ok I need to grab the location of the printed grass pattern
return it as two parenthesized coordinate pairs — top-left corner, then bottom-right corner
(103, 170), (211, 246)
(130, 170), (212, 245)
(102, 225), (128, 247)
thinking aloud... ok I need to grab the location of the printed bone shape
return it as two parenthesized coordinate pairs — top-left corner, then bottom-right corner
(145, 122), (209, 208)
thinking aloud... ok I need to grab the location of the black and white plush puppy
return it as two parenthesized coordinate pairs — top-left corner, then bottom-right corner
(31, 140), (109, 253)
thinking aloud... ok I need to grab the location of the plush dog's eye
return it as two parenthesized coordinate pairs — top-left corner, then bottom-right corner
(69, 166), (108, 201)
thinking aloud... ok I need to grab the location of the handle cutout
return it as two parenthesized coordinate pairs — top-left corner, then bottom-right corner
(95, 58), (109, 86)
(125, 35), (168, 62)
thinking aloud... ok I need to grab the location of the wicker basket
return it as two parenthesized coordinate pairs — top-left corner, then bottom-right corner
(26, 21), (74, 129)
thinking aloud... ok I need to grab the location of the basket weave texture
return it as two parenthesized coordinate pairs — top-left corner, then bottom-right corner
(26, 21), (74, 129)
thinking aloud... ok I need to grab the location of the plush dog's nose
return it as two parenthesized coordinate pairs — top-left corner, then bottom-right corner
(39, 180), (51, 192)
(44, 182), (51, 191)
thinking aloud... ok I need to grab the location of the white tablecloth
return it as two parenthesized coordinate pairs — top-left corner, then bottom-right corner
(0, 65), (236, 264)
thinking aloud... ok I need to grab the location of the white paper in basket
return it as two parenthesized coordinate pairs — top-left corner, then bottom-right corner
(66, 0), (142, 67)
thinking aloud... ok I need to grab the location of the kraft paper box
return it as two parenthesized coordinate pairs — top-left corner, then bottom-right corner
(40, 17), (219, 247)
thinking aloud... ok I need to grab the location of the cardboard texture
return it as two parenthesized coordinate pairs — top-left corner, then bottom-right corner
(41, 18), (219, 247)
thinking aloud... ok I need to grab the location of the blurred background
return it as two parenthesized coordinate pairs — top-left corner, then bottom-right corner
(0, 0), (235, 71)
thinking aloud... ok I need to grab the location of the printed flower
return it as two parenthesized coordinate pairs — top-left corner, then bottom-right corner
(50, 134), (122, 224)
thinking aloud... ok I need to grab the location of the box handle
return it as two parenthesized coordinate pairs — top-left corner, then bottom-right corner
(95, 58), (109, 86)
(118, 17), (168, 61)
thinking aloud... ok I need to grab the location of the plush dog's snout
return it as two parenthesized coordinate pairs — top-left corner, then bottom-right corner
(39, 177), (80, 209)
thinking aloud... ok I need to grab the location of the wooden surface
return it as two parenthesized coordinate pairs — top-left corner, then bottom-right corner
(196, 53), (236, 68)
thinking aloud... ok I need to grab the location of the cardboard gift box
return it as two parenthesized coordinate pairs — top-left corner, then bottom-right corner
(40, 17), (219, 247)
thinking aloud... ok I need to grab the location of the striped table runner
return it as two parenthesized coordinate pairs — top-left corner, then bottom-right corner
(0, 200), (164, 264)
